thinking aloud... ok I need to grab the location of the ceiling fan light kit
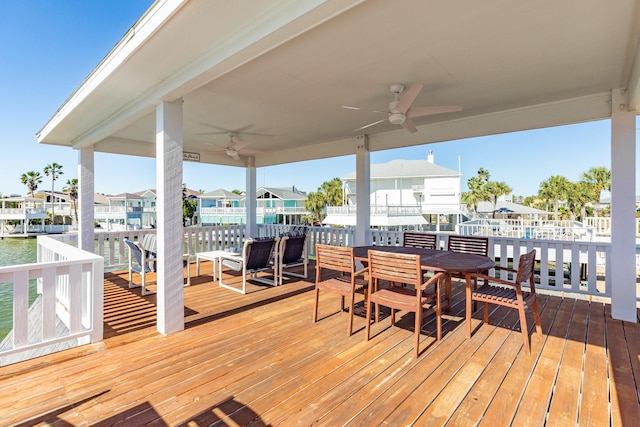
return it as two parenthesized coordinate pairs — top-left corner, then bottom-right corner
(346, 83), (463, 133)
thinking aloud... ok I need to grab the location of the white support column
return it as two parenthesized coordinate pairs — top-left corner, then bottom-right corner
(78, 147), (95, 252)
(245, 156), (258, 237)
(156, 99), (185, 335)
(610, 88), (637, 322)
(355, 135), (371, 246)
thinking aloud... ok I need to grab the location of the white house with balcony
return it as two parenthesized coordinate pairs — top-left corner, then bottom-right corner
(0, 196), (49, 235)
(324, 152), (461, 231)
(198, 186), (309, 226)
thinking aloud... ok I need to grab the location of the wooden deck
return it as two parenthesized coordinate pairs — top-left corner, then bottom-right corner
(1, 260), (639, 426)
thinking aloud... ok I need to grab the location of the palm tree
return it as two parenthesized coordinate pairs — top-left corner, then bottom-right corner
(62, 178), (79, 225)
(44, 163), (63, 224)
(566, 181), (594, 221)
(20, 171), (42, 197)
(461, 190), (481, 219)
(304, 191), (326, 223)
(462, 171), (490, 218)
(581, 166), (611, 217)
(320, 178), (344, 207)
(484, 181), (512, 218)
(539, 175), (570, 220)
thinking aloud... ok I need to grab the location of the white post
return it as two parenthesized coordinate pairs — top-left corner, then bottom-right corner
(156, 99), (185, 335)
(355, 135), (371, 246)
(610, 88), (637, 322)
(246, 156), (257, 237)
(78, 147), (95, 252)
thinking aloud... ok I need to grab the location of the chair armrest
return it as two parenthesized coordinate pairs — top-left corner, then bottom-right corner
(421, 271), (446, 289)
(493, 265), (517, 274)
(355, 266), (368, 277)
(467, 272), (520, 288)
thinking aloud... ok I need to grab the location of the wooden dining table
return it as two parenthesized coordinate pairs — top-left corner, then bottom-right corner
(352, 245), (495, 275)
(353, 245), (496, 338)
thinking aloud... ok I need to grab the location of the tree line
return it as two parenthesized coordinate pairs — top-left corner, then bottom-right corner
(19, 163), (78, 224)
(462, 166), (611, 221)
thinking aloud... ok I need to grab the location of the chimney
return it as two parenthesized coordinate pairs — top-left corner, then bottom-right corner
(427, 150), (434, 163)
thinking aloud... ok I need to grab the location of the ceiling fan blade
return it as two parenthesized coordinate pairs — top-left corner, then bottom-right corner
(343, 105), (388, 114)
(354, 118), (387, 132)
(407, 105), (463, 118)
(394, 83), (423, 114)
(232, 141), (250, 151)
(230, 151), (240, 160)
(402, 118), (418, 133)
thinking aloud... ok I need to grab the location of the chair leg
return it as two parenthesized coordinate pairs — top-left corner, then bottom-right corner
(365, 298), (372, 341)
(391, 308), (396, 326)
(483, 302), (489, 323)
(518, 306), (531, 354)
(436, 276), (442, 341)
(348, 293), (355, 336)
(414, 304), (422, 359)
(313, 288), (320, 323)
(465, 278), (473, 339)
(532, 297), (543, 336)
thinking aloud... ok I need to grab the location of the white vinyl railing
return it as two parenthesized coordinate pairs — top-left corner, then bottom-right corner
(49, 224), (638, 303)
(326, 205), (423, 217)
(583, 216), (640, 236)
(457, 219), (596, 241)
(0, 236), (103, 365)
(53, 226), (618, 300)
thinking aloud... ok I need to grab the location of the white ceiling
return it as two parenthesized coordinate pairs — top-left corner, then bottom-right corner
(37, 0), (640, 168)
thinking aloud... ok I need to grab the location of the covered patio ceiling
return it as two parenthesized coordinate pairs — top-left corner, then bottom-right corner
(37, 0), (640, 165)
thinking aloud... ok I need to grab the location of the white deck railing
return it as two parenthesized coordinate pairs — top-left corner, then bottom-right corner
(0, 236), (103, 364)
(50, 224), (637, 303)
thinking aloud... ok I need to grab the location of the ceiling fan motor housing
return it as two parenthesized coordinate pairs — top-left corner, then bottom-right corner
(389, 112), (406, 124)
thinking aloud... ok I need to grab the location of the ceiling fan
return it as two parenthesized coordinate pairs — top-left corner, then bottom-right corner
(216, 132), (262, 160)
(344, 83), (462, 133)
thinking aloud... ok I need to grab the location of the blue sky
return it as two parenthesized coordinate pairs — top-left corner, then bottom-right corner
(1, 1), (635, 198)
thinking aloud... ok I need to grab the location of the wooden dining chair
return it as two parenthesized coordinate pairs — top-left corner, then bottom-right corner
(402, 232), (438, 250)
(445, 235), (490, 309)
(365, 249), (445, 358)
(313, 244), (368, 336)
(465, 250), (542, 354)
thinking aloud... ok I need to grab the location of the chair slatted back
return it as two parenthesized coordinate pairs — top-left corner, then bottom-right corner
(315, 244), (354, 275)
(245, 238), (277, 271)
(516, 250), (537, 285)
(124, 239), (152, 273)
(368, 249), (422, 286)
(403, 232), (437, 250)
(447, 235), (489, 256)
(281, 235), (307, 264)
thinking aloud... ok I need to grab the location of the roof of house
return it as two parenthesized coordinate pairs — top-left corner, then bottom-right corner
(342, 159), (459, 180)
(133, 188), (201, 198)
(256, 187), (307, 200)
(200, 189), (242, 199)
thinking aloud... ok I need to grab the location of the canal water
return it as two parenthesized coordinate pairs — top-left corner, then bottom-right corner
(0, 238), (38, 340)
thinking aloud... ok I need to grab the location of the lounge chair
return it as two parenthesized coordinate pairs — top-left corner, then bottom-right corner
(124, 238), (156, 296)
(277, 233), (309, 285)
(218, 237), (279, 294)
(125, 235), (190, 295)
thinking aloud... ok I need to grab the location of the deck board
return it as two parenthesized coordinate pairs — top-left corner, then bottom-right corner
(0, 260), (638, 426)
